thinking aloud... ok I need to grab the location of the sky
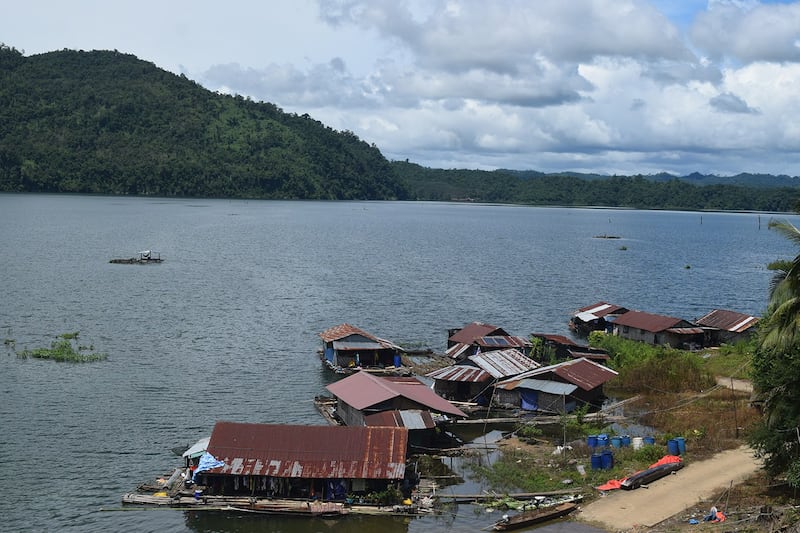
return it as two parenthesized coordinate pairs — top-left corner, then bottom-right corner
(3, 0), (800, 177)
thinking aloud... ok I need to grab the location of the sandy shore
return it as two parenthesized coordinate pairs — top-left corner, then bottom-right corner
(576, 445), (761, 531)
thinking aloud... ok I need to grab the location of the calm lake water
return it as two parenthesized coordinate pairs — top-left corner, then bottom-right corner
(1, 194), (796, 532)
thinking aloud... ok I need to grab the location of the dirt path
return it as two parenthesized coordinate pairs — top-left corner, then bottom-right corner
(576, 446), (761, 531)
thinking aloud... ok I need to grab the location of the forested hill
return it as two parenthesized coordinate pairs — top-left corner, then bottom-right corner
(0, 46), (407, 199)
(1, 45), (798, 211)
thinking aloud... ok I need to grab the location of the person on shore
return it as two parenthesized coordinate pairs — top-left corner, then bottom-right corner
(704, 505), (718, 521)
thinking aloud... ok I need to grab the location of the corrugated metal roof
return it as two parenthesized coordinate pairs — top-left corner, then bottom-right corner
(426, 364), (490, 383)
(205, 421), (407, 479)
(666, 327), (705, 335)
(332, 340), (384, 351)
(574, 302), (629, 319)
(319, 323), (403, 351)
(326, 371), (467, 418)
(567, 349), (610, 361)
(475, 335), (532, 349)
(498, 358), (618, 391)
(696, 309), (760, 333)
(364, 410), (436, 430)
(499, 378), (578, 395)
(468, 348), (540, 378)
(448, 322), (507, 344)
(445, 343), (473, 359)
(612, 310), (689, 333)
(531, 333), (580, 346)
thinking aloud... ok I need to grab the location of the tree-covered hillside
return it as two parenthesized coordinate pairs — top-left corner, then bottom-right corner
(1, 44), (798, 211)
(0, 45), (407, 199)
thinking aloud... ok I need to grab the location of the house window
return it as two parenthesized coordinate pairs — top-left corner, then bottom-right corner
(623, 326), (629, 334)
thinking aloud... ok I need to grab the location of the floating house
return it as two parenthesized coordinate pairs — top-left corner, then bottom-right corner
(446, 321), (532, 361)
(530, 333), (610, 364)
(494, 358), (618, 413)
(611, 310), (704, 349)
(193, 421), (409, 500)
(695, 309), (760, 345)
(326, 371), (467, 427)
(319, 323), (406, 373)
(426, 348), (540, 404)
(569, 302), (629, 336)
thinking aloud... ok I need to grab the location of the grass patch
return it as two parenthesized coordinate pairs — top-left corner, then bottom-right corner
(17, 332), (107, 363)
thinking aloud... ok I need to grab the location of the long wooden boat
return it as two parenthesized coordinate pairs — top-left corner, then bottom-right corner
(227, 500), (349, 517)
(620, 460), (683, 490)
(492, 501), (578, 531)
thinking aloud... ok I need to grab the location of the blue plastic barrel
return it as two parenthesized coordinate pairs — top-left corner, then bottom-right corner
(596, 434), (609, 447)
(675, 436), (686, 455)
(590, 453), (603, 470)
(393, 355), (402, 367)
(601, 450), (614, 469)
(587, 435), (598, 448)
(667, 438), (680, 456)
(621, 435), (631, 447)
(643, 436), (656, 446)
(611, 436), (622, 448)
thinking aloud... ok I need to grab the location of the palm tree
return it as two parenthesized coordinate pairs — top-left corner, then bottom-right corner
(760, 219), (800, 353)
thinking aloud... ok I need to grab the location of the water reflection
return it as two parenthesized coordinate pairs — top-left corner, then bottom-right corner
(184, 511), (417, 533)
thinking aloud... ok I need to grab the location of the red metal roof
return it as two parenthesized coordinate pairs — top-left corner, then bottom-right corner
(326, 371), (467, 418)
(205, 421), (407, 479)
(319, 323), (403, 351)
(448, 322), (507, 344)
(500, 358), (618, 391)
(611, 310), (689, 333)
(696, 309), (759, 333)
(364, 410), (436, 430)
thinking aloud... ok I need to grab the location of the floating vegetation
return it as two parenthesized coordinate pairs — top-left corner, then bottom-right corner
(17, 332), (107, 363)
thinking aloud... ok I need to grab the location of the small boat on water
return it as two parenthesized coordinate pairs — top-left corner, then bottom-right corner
(492, 501), (578, 531)
(110, 250), (163, 264)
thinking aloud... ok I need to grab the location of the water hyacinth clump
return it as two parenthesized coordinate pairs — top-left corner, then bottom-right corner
(17, 332), (107, 363)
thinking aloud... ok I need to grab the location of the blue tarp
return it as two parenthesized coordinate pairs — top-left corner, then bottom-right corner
(520, 390), (538, 411)
(193, 451), (226, 482)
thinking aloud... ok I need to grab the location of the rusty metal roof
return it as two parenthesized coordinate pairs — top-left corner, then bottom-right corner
(326, 371), (467, 418)
(364, 410), (436, 430)
(427, 364), (490, 383)
(696, 309), (759, 333)
(468, 348), (540, 378)
(448, 322), (508, 344)
(611, 310), (691, 333)
(319, 323), (403, 351)
(499, 358), (618, 391)
(205, 421), (407, 479)
(445, 343), (473, 359)
(531, 333), (580, 346)
(573, 302), (629, 319)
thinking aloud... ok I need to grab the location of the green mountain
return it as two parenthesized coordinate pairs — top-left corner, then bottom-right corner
(0, 45), (408, 199)
(1, 44), (798, 211)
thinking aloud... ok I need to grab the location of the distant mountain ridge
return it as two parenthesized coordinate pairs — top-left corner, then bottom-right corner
(504, 170), (799, 189)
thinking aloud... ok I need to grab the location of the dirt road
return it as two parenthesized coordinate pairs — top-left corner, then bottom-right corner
(576, 445), (761, 531)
